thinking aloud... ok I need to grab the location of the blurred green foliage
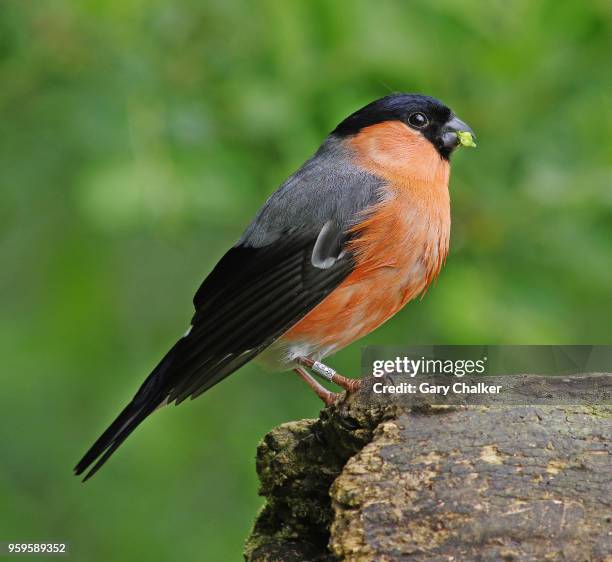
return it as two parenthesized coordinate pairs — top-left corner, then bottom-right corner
(1, 0), (611, 560)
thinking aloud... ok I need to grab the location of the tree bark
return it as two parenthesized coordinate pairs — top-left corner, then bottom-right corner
(244, 374), (611, 562)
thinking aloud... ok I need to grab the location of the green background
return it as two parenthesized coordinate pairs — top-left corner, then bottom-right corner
(1, 1), (610, 560)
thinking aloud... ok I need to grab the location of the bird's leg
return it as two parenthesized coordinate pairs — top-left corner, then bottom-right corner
(296, 357), (362, 393)
(293, 366), (338, 406)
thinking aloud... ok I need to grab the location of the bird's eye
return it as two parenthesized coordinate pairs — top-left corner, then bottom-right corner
(408, 112), (429, 128)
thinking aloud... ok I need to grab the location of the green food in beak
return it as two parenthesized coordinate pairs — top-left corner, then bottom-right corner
(457, 131), (477, 148)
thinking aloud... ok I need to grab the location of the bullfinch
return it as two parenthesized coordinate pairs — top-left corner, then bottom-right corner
(75, 93), (475, 480)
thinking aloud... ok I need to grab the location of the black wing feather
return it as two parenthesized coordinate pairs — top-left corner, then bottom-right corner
(74, 226), (353, 479)
(169, 226), (353, 402)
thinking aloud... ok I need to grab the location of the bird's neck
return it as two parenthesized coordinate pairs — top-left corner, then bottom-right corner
(347, 120), (451, 187)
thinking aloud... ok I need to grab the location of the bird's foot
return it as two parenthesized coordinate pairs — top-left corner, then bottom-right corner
(294, 367), (339, 406)
(296, 357), (362, 393)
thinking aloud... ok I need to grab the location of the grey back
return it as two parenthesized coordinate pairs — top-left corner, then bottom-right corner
(239, 136), (384, 248)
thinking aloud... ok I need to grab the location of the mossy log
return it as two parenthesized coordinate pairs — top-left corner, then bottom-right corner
(245, 374), (611, 562)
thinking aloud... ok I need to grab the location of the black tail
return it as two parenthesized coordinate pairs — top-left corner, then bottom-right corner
(74, 343), (179, 481)
(73, 399), (159, 481)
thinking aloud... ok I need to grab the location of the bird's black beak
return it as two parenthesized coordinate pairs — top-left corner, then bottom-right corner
(440, 116), (476, 151)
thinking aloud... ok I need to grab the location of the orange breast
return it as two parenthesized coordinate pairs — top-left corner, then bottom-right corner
(279, 121), (451, 360)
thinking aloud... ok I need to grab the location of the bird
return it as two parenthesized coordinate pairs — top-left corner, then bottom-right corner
(74, 93), (475, 481)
